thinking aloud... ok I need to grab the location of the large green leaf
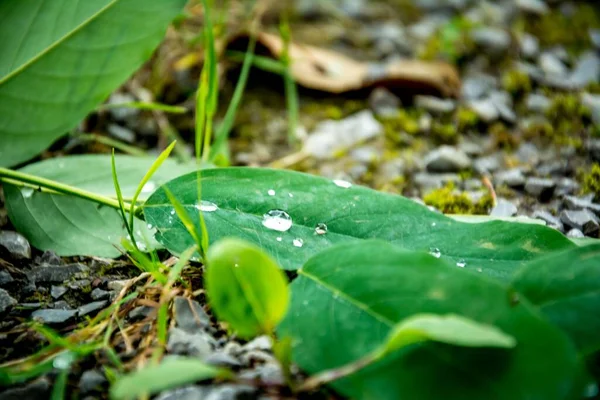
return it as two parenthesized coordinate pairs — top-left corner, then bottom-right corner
(4, 155), (196, 257)
(278, 241), (580, 400)
(143, 168), (574, 279)
(512, 244), (600, 355)
(0, 0), (186, 167)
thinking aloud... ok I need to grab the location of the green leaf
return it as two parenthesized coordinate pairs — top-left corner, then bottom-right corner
(380, 314), (516, 356)
(143, 168), (574, 279)
(110, 357), (225, 400)
(4, 155), (197, 257)
(205, 238), (289, 339)
(0, 0), (187, 167)
(278, 241), (580, 400)
(512, 243), (600, 354)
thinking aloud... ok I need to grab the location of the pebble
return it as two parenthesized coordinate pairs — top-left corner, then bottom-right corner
(490, 198), (518, 217)
(555, 178), (580, 196)
(0, 288), (17, 314)
(591, 29), (600, 49)
(239, 362), (285, 386)
(525, 93), (551, 114)
(566, 228), (585, 238)
(560, 209), (599, 237)
(107, 279), (129, 293)
(107, 124), (135, 143)
(0, 231), (31, 259)
(0, 377), (51, 400)
(128, 305), (154, 321)
(563, 196), (600, 216)
(35, 250), (63, 266)
(79, 369), (107, 394)
(423, 146), (472, 172)
(515, 0), (549, 15)
(414, 173), (461, 191)
(539, 52), (568, 77)
(461, 74), (496, 100)
(155, 386), (208, 400)
(27, 263), (89, 284)
(532, 210), (563, 231)
(368, 87), (401, 117)
(304, 110), (382, 160)
(173, 296), (212, 333)
(241, 335), (273, 352)
(524, 177), (556, 202)
(468, 98), (499, 122)
(471, 27), (511, 54)
(203, 384), (255, 400)
(91, 288), (111, 300)
(204, 351), (243, 368)
(31, 309), (78, 324)
(167, 327), (214, 358)
(570, 51), (600, 88)
(78, 300), (108, 317)
(414, 95), (455, 114)
(0, 271), (14, 286)
(494, 169), (526, 188)
(581, 93), (600, 126)
(51, 285), (68, 299)
(519, 33), (539, 59)
(474, 154), (503, 174)
(587, 139), (600, 162)
(53, 300), (71, 310)
(107, 92), (138, 121)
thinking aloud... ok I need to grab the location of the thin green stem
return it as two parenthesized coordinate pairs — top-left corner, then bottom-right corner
(0, 168), (133, 212)
(76, 133), (147, 156)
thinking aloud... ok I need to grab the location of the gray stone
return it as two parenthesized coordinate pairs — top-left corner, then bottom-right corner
(555, 178), (580, 196)
(27, 263), (89, 284)
(53, 300), (71, 310)
(91, 288), (110, 300)
(239, 362), (285, 386)
(51, 285), (68, 299)
(469, 98), (499, 122)
(107, 123), (135, 143)
(241, 335), (272, 352)
(78, 300), (108, 317)
(155, 386), (209, 400)
(0, 377), (51, 400)
(515, 142), (540, 166)
(516, 0), (548, 14)
(0, 231), (31, 259)
(167, 327), (214, 358)
(587, 139), (600, 162)
(570, 51), (600, 88)
(107, 279), (129, 293)
(461, 74), (496, 100)
(79, 369), (106, 393)
(474, 154), (503, 174)
(525, 178), (556, 201)
(560, 209), (599, 237)
(239, 349), (276, 365)
(581, 93), (600, 126)
(525, 93), (551, 114)
(591, 29), (600, 49)
(424, 146), (472, 172)
(204, 351), (243, 368)
(107, 92), (138, 121)
(368, 87), (401, 117)
(0, 288), (17, 314)
(173, 296), (211, 333)
(539, 52), (568, 77)
(490, 198), (518, 217)
(566, 228), (585, 238)
(414, 173), (461, 192)
(36, 250), (63, 266)
(471, 27), (511, 53)
(203, 384), (255, 400)
(128, 305), (154, 321)
(537, 160), (569, 176)
(519, 33), (539, 59)
(414, 95), (455, 114)
(563, 196), (600, 216)
(495, 169), (526, 187)
(31, 309), (78, 324)
(304, 110), (383, 160)
(489, 91), (517, 122)
(532, 210), (563, 231)
(458, 140), (483, 157)
(0, 271), (14, 286)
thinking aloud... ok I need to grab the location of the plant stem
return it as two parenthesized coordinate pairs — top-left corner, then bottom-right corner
(75, 133), (147, 157)
(0, 168), (133, 212)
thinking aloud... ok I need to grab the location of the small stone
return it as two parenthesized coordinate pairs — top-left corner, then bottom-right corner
(519, 33), (539, 59)
(532, 210), (563, 231)
(591, 29), (600, 49)
(570, 51), (600, 88)
(107, 279), (130, 292)
(587, 139), (600, 162)
(79, 369), (107, 394)
(525, 93), (551, 114)
(515, 0), (548, 14)
(539, 52), (568, 77)
(0, 271), (14, 286)
(490, 198), (518, 217)
(239, 362), (285, 386)
(414, 173), (461, 192)
(31, 309), (78, 324)
(204, 351), (243, 368)
(241, 335), (272, 352)
(91, 288), (110, 300)
(51, 285), (68, 300)
(423, 146), (472, 172)
(474, 154), (503, 174)
(35, 250), (63, 266)
(368, 87), (401, 117)
(27, 263), (89, 284)
(566, 228), (585, 238)
(489, 91), (516, 122)
(560, 209), (599, 237)
(468, 98), (499, 122)
(239, 349), (276, 365)
(128, 306), (153, 321)
(537, 160), (569, 176)
(0, 231), (31, 259)
(471, 27), (511, 54)
(107, 92), (138, 121)
(107, 124), (135, 143)
(414, 95), (455, 114)
(494, 169), (526, 188)
(0, 288), (17, 314)
(461, 74), (496, 100)
(0, 377), (51, 400)
(167, 327), (214, 358)
(581, 93), (600, 126)
(525, 178), (556, 202)
(203, 384), (255, 400)
(78, 301), (108, 317)
(555, 178), (580, 196)
(173, 296), (211, 333)
(563, 196), (600, 216)
(154, 386), (209, 400)
(52, 300), (71, 310)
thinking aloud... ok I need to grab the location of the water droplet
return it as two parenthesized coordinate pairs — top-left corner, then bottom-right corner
(431, 222), (436, 227)
(293, 238), (304, 248)
(170, 209), (175, 215)
(268, 189), (276, 196)
(234, 263), (239, 268)
(288, 193), (294, 198)
(262, 210), (292, 232)
(141, 181), (156, 194)
(456, 259), (466, 268)
(476, 268), (483, 272)
(276, 237), (282, 242)
(315, 223), (328, 235)
(20, 187), (34, 198)
(429, 247), (441, 258)
(333, 179), (352, 189)
(147, 223), (153, 230)
(302, 300), (309, 306)
(195, 200), (218, 212)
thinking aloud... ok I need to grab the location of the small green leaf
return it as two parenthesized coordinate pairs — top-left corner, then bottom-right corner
(512, 243), (600, 354)
(380, 313), (516, 357)
(206, 238), (289, 339)
(110, 357), (224, 400)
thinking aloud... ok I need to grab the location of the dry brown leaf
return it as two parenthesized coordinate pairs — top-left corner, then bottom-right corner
(224, 31), (461, 97)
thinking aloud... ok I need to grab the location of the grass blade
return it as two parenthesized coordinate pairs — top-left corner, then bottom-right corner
(99, 101), (187, 114)
(111, 149), (137, 249)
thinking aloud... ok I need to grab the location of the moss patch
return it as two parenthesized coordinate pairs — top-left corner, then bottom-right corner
(423, 183), (493, 214)
(581, 163), (600, 201)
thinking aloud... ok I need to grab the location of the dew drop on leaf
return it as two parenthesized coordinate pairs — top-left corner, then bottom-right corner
(288, 193), (294, 198)
(333, 179), (352, 188)
(268, 189), (276, 196)
(315, 223), (328, 235)
(276, 237), (282, 242)
(429, 247), (441, 258)
(262, 210), (292, 232)
(456, 259), (466, 268)
(20, 187), (34, 198)
(195, 200), (218, 212)
(141, 181), (156, 194)
(170, 209), (175, 215)
(293, 238), (304, 248)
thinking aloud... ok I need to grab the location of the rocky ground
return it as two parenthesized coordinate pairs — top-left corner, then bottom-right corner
(1, 0), (600, 398)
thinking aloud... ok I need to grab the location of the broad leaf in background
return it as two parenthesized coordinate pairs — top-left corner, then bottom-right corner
(4, 155), (196, 257)
(144, 168), (574, 280)
(0, 0), (186, 167)
(278, 241), (580, 400)
(205, 238), (289, 339)
(512, 244), (600, 355)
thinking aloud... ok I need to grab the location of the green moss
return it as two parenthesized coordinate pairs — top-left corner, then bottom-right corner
(419, 16), (476, 62)
(489, 123), (520, 149)
(502, 70), (532, 97)
(455, 107), (479, 131)
(423, 183), (493, 214)
(581, 163), (600, 201)
(539, 94), (591, 148)
(380, 109), (422, 140)
(431, 122), (458, 144)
